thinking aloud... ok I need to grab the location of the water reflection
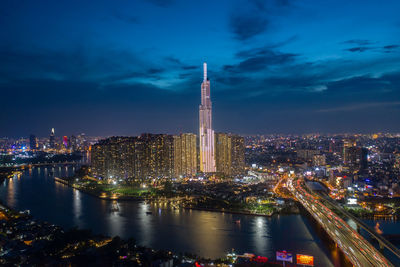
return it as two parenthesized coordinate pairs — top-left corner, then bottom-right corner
(0, 165), (336, 265)
(72, 189), (82, 225)
(138, 203), (153, 244)
(7, 178), (16, 207)
(252, 217), (269, 253)
(108, 207), (124, 237)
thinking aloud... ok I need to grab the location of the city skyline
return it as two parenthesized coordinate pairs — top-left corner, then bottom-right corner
(1, 2), (400, 266)
(1, 0), (400, 137)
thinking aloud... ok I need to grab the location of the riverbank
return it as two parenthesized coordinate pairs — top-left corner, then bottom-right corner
(1, 200), (286, 266)
(54, 176), (299, 217)
(54, 177), (155, 201)
(0, 200), (205, 266)
(0, 166), (337, 266)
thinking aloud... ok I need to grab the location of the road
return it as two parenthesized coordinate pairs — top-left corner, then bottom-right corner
(317, 191), (400, 260)
(288, 177), (393, 267)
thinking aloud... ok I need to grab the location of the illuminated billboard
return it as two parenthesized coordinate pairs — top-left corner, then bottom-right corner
(296, 254), (314, 266)
(276, 251), (293, 262)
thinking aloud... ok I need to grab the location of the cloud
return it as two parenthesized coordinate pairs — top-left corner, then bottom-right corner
(0, 45), (170, 87)
(341, 39), (379, 53)
(228, 0), (295, 41)
(383, 44), (399, 52)
(344, 46), (373, 52)
(342, 39), (373, 46)
(182, 65), (197, 70)
(318, 101), (400, 112)
(229, 14), (268, 41)
(164, 56), (182, 64)
(224, 47), (297, 73)
(147, 68), (164, 74)
(384, 44), (399, 49)
(309, 85), (327, 92)
(342, 40), (399, 53)
(164, 56), (197, 71)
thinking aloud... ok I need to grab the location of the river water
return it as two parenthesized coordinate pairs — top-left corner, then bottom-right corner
(0, 165), (339, 265)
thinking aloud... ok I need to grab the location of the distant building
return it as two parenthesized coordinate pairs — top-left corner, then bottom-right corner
(173, 133), (197, 177)
(29, 134), (37, 150)
(297, 149), (319, 161)
(345, 146), (368, 172)
(69, 135), (77, 151)
(63, 136), (68, 148)
(313, 154), (326, 166)
(394, 153), (400, 170)
(343, 138), (357, 163)
(49, 128), (55, 149)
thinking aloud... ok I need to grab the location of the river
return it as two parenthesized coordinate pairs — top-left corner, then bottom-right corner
(0, 165), (339, 265)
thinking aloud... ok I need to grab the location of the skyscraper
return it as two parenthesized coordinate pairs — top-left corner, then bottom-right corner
(199, 63), (216, 173)
(49, 128), (55, 149)
(69, 135), (77, 151)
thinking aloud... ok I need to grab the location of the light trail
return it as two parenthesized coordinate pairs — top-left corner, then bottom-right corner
(288, 177), (393, 267)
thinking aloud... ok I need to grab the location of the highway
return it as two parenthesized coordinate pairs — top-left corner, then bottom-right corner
(317, 191), (400, 260)
(288, 177), (393, 267)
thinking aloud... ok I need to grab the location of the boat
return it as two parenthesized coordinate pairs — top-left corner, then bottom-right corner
(146, 211), (153, 215)
(110, 201), (119, 212)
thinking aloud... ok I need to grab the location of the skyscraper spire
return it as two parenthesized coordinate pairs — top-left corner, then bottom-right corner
(203, 62), (207, 81)
(199, 62), (216, 173)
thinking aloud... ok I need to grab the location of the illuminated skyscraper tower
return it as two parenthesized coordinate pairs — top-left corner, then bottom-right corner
(49, 128), (55, 149)
(199, 63), (216, 172)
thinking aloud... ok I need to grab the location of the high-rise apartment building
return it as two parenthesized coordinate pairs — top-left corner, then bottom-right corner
(91, 134), (174, 181)
(394, 153), (400, 170)
(345, 146), (368, 172)
(343, 138), (357, 163)
(69, 135), (77, 151)
(199, 63), (216, 173)
(230, 134), (245, 176)
(215, 133), (232, 176)
(29, 134), (37, 150)
(215, 133), (245, 177)
(173, 133), (197, 177)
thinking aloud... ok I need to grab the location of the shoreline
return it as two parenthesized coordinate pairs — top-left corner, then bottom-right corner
(53, 177), (289, 217)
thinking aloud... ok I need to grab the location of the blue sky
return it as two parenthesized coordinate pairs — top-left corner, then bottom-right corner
(1, 0), (400, 136)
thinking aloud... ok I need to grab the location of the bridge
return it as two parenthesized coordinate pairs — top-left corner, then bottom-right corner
(317, 190), (400, 259)
(288, 177), (393, 267)
(0, 161), (82, 168)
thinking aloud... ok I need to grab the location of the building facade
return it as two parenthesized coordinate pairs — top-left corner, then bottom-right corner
(215, 133), (245, 177)
(173, 133), (197, 177)
(91, 134), (174, 181)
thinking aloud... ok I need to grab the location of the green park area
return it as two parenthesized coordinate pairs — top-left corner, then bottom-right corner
(70, 177), (158, 198)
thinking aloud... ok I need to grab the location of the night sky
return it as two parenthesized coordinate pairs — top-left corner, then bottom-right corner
(1, 0), (400, 137)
